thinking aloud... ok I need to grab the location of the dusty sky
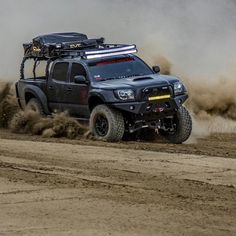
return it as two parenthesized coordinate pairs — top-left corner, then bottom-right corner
(0, 0), (236, 80)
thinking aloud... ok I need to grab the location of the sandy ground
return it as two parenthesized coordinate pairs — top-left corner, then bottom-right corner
(0, 130), (235, 235)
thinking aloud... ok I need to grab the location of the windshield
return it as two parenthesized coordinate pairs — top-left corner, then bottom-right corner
(88, 57), (153, 81)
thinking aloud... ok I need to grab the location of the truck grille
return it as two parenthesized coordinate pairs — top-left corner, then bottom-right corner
(142, 86), (172, 101)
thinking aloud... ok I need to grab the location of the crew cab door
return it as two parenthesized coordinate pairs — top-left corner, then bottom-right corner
(65, 62), (90, 118)
(47, 61), (70, 111)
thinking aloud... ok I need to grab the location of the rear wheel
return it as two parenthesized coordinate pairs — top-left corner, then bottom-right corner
(26, 98), (44, 115)
(159, 106), (192, 144)
(90, 105), (125, 142)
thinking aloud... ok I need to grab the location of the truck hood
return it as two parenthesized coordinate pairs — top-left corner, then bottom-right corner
(92, 74), (180, 90)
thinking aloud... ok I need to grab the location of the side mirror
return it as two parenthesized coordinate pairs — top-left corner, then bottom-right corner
(74, 75), (86, 84)
(152, 65), (160, 74)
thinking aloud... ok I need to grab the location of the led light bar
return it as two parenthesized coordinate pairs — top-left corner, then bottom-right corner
(148, 94), (171, 101)
(86, 49), (137, 59)
(85, 45), (136, 55)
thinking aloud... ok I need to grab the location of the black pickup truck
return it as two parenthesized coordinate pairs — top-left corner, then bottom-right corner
(16, 32), (192, 143)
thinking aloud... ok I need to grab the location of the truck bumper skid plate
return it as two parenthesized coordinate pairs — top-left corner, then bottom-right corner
(111, 94), (188, 115)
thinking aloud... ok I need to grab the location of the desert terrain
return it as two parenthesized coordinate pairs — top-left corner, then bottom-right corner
(0, 129), (235, 236)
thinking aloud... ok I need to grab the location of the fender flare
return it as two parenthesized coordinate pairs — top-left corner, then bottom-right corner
(88, 92), (106, 110)
(24, 85), (50, 114)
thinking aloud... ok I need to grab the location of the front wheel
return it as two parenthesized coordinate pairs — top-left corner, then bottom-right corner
(89, 105), (125, 142)
(159, 106), (192, 144)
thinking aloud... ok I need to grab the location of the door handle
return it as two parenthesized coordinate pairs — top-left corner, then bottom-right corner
(49, 85), (54, 90)
(67, 87), (72, 92)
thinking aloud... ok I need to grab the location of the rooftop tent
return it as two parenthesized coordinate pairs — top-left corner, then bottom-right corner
(33, 32), (88, 45)
(23, 32), (90, 58)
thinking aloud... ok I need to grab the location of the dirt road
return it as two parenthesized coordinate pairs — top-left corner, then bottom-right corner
(0, 130), (235, 235)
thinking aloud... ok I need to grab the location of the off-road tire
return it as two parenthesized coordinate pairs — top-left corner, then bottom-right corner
(90, 105), (124, 142)
(26, 98), (44, 115)
(159, 106), (192, 144)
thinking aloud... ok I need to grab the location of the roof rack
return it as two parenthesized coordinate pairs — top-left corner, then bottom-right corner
(23, 32), (138, 60)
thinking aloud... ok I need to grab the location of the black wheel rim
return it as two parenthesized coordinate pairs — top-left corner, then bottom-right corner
(94, 114), (109, 137)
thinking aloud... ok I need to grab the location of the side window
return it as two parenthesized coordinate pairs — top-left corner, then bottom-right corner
(23, 59), (48, 80)
(52, 62), (69, 82)
(70, 63), (87, 82)
(24, 59), (34, 79)
(35, 60), (47, 79)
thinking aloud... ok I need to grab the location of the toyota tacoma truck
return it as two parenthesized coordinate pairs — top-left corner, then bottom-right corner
(16, 32), (192, 143)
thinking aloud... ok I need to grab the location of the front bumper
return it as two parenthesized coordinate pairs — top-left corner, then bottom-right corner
(110, 94), (188, 115)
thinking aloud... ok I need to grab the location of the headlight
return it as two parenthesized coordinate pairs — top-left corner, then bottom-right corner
(116, 89), (135, 101)
(173, 82), (184, 95)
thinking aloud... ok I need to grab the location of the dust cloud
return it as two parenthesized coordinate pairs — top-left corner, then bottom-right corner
(156, 56), (236, 137)
(0, 83), (19, 128)
(10, 110), (87, 139)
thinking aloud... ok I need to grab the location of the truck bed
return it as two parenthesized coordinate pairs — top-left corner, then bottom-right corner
(16, 78), (47, 109)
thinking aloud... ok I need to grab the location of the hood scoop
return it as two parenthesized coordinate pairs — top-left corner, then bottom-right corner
(132, 77), (153, 81)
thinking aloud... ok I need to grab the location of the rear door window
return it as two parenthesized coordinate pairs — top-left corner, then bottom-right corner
(52, 62), (69, 82)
